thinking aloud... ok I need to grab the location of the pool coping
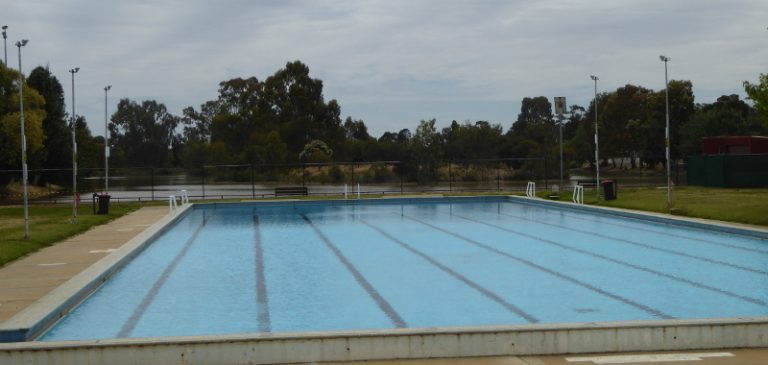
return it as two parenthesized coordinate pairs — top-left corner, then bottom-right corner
(2, 195), (768, 363)
(0, 204), (194, 342)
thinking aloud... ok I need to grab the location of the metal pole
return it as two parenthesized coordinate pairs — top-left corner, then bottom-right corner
(69, 67), (79, 223)
(590, 75), (600, 200)
(559, 114), (564, 191)
(17, 39), (29, 239)
(2, 26), (8, 66)
(104, 85), (111, 193)
(251, 164), (255, 198)
(660, 55), (672, 209)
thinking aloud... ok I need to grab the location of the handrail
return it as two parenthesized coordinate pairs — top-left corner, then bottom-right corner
(572, 185), (584, 205)
(179, 189), (189, 205)
(525, 182), (536, 198)
(169, 195), (178, 213)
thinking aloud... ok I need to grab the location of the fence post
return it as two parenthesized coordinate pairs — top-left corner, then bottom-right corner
(251, 164), (255, 199)
(497, 161), (501, 191)
(151, 167), (155, 201)
(302, 163), (306, 187)
(399, 162), (404, 194)
(201, 166), (206, 200)
(448, 162), (452, 192)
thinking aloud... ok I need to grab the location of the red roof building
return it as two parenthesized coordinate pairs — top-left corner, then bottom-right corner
(701, 136), (768, 155)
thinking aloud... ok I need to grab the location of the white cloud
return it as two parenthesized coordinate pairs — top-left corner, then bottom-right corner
(4, 0), (767, 138)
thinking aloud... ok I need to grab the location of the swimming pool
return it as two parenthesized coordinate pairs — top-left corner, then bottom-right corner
(39, 196), (768, 341)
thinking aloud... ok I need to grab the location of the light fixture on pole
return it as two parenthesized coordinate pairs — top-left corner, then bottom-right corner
(16, 39), (29, 239)
(590, 75), (600, 200)
(660, 55), (672, 209)
(2, 26), (8, 66)
(69, 67), (80, 224)
(104, 85), (111, 193)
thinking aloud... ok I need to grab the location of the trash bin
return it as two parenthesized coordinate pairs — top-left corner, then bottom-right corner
(96, 194), (111, 214)
(601, 180), (617, 200)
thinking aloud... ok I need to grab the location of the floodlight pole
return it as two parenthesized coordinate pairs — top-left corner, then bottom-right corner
(17, 39), (29, 239)
(590, 75), (600, 200)
(558, 113), (564, 191)
(69, 67), (80, 224)
(104, 85), (111, 193)
(2, 26), (8, 66)
(660, 55), (672, 209)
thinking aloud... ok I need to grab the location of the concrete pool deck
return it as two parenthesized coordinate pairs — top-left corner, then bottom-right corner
(1, 200), (768, 364)
(0, 206), (168, 323)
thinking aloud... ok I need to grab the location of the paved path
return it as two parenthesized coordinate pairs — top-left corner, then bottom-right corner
(0, 205), (765, 364)
(0, 206), (168, 323)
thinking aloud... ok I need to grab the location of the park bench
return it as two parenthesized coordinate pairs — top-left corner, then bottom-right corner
(274, 186), (308, 197)
(576, 179), (597, 188)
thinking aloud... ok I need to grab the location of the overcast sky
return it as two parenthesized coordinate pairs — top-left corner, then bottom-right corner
(4, 0), (767, 138)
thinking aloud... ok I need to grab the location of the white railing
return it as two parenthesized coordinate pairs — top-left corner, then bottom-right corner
(179, 189), (190, 205)
(357, 184), (361, 199)
(169, 195), (179, 213)
(572, 185), (584, 205)
(525, 181), (536, 198)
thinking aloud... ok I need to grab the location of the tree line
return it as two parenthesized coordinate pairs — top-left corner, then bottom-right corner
(1, 60), (767, 186)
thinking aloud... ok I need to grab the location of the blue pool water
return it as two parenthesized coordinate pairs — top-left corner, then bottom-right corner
(40, 197), (768, 341)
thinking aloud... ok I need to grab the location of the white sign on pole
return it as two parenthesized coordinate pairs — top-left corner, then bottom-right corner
(554, 96), (567, 115)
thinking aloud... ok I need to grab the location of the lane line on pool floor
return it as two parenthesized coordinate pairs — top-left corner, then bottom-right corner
(300, 214), (407, 328)
(494, 210), (768, 277)
(453, 213), (768, 308)
(253, 214), (271, 333)
(517, 205), (768, 255)
(402, 215), (674, 320)
(360, 219), (539, 323)
(116, 214), (211, 338)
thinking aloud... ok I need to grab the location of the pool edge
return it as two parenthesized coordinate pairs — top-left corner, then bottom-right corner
(0, 204), (194, 342)
(2, 317), (768, 364)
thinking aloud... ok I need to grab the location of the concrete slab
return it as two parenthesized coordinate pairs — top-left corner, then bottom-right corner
(0, 206), (167, 322)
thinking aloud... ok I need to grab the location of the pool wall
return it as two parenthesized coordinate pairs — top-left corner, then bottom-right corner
(0, 204), (194, 342)
(2, 317), (768, 364)
(2, 196), (768, 364)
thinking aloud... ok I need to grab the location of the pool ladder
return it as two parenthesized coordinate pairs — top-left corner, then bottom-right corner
(169, 189), (190, 213)
(572, 185), (584, 205)
(525, 182), (536, 198)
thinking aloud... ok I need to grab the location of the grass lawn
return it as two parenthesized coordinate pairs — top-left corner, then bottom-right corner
(554, 186), (768, 227)
(0, 202), (142, 267)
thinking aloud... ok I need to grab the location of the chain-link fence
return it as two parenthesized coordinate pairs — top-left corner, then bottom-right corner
(0, 157), (686, 205)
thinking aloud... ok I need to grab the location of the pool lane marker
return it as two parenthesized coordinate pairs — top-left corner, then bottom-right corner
(300, 214), (407, 328)
(455, 214), (768, 308)
(360, 219), (539, 324)
(253, 215), (271, 332)
(402, 215), (674, 320)
(116, 214), (210, 338)
(496, 210), (768, 277)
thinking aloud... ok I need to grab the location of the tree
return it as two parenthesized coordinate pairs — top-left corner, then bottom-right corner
(27, 66), (69, 172)
(744, 73), (768, 128)
(0, 63), (46, 172)
(109, 99), (180, 167)
(299, 139), (333, 163)
(262, 61), (344, 156)
(679, 95), (766, 156)
(411, 119), (443, 181)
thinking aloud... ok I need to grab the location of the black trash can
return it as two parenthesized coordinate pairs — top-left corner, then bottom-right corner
(96, 194), (111, 214)
(601, 180), (617, 200)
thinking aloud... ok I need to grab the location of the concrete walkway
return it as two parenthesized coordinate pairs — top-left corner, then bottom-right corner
(0, 204), (766, 364)
(0, 206), (168, 323)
